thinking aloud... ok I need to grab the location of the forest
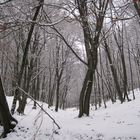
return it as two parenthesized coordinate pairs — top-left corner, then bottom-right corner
(0, 0), (140, 139)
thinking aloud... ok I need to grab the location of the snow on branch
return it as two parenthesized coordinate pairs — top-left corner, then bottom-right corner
(0, 0), (13, 5)
(0, 16), (67, 31)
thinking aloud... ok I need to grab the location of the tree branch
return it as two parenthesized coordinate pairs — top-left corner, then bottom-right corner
(17, 86), (61, 130)
(0, 0), (13, 5)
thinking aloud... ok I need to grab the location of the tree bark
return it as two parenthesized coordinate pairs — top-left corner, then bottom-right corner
(11, 0), (44, 114)
(103, 38), (123, 102)
(133, 0), (140, 17)
(0, 76), (18, 138)
(113, 27), (130, 101)
(77, 0), (109, 117)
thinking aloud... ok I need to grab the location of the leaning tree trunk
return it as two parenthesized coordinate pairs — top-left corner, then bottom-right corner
(11, 0), (44, 114)
(17, 32), (40, 114)
(0, 76), (18, 138)
(113, 26), (130, 102)
(103, 37), (124, 103)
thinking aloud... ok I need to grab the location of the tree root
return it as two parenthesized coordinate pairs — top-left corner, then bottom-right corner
(0, 117), (18, 138)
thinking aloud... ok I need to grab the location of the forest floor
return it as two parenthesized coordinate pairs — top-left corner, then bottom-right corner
(0, 89), (140, 140)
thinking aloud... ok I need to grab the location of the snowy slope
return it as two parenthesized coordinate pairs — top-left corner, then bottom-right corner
(0, 89), (140, 140)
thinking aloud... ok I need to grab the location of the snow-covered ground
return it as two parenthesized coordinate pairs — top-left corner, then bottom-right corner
(0, 89), (140, 140)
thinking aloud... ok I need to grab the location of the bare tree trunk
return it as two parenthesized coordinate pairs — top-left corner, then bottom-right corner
(48, 76), (56, 107)
(97, 71), (102, 107)
(0, 76), (18, 138)
(105, 52), (115, 102)
(126, 32), (135, 99)
(32, 77), (37, 109)
(79, 67), (94, 117)
(11, 0), (44, 114)
(77, 0), (109, 117)
(94, 74), (97, 110)
(17, 30), (40, 114)
(103, 37), (123, 102)
(133, 0), (140, 17)
(99, 48), (107, 108)
(55, 41), (60, 112)
(113, 26), (130, 101)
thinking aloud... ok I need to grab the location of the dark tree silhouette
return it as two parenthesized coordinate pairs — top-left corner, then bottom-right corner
(0, 76), (18, 138)
(76, 0), (109, 117)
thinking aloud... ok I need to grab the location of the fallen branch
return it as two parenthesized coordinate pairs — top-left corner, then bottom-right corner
(17, 86), (61, 129)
